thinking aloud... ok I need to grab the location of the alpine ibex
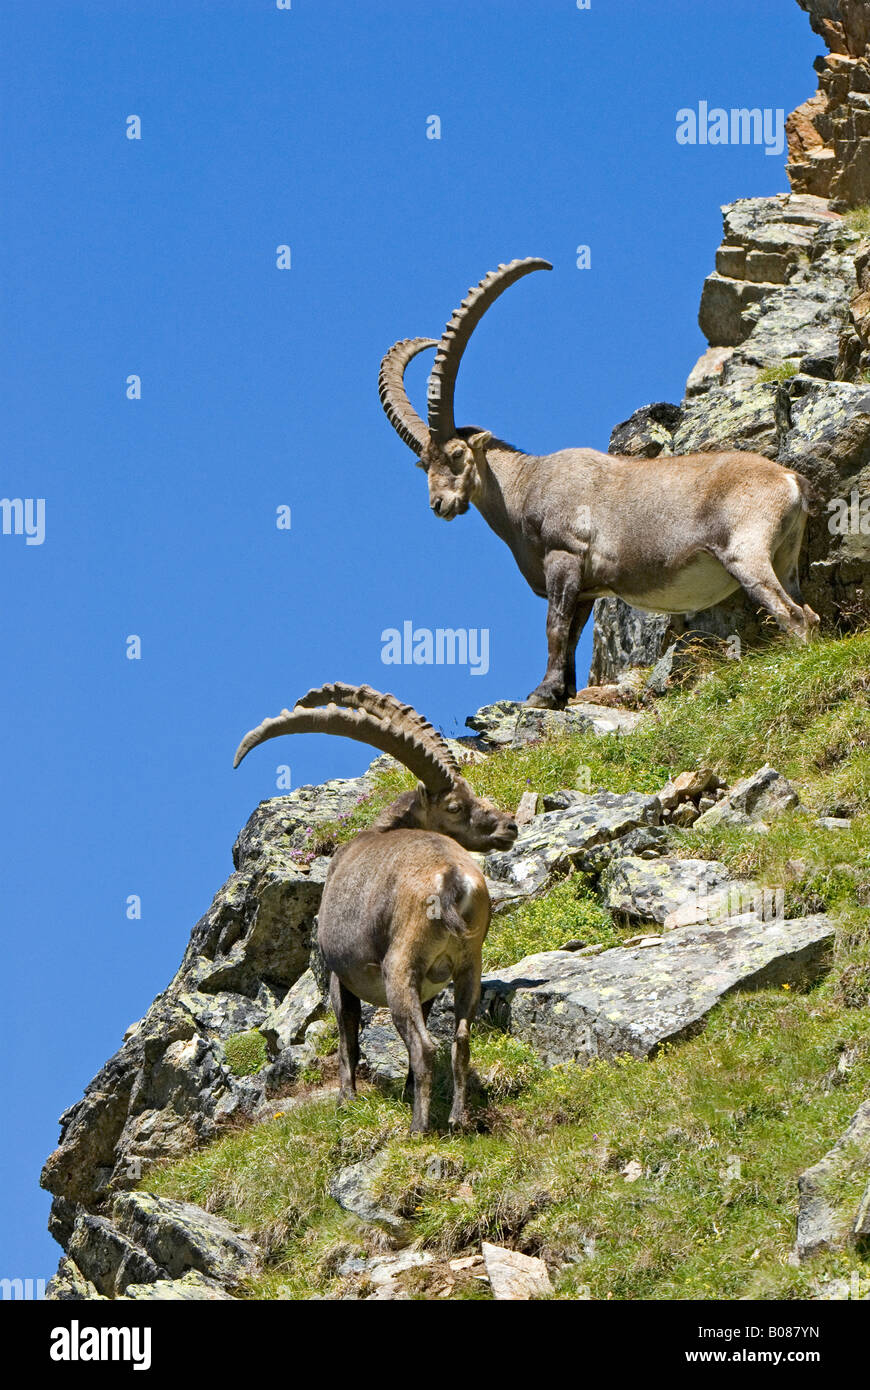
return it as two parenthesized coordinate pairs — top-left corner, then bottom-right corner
(379, 258), (820, 708)
(234, 682), (518, 1132)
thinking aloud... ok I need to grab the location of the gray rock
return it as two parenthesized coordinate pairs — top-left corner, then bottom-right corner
(120, 1271), (237, 1300)
(481, 914), (834, 1066)
(483, 792), (662, 900)
(354, 1249), (433, 1292)
(589, 598), (677, 687)
(645, 640), (699, 696)
(67, 1212), (165, 1298)
(329, 1152), (404, 1230)
(112, 1192), (260, 1292)
(41, 779), (371, 1211)
(608, 402), (683, 457)
(694, 765), (800, 828)
(602, 855), (733, 925)
(795, 1099), (870, 1260)
(515, 790), (541, 826)
(481, 1242), (553, 1300)
(260, 969), (325, 1056)
(44, 1256), (107, 1301)
(566, 702), (646, 735)
(359, 1014), (409, 1085)
(465, 701), (611, 750)
(811, 1274), (870, 1301)
(570, 823), (672, 875)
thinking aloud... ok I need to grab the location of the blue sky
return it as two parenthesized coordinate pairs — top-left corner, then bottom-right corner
(1, 0), (821, 1283)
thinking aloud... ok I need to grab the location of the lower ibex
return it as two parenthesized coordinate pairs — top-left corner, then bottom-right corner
(234, 682), (518, 1132)
(380, 258), (820, 708)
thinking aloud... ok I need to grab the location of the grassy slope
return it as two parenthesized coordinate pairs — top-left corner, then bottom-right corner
(146, 633), (870, 1299)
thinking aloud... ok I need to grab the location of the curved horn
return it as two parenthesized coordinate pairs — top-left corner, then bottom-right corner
(233, 691), (456, 792)
(427, 258), (552, 442)
(296, 681), (462, 778)
(378, 337), (438, 458)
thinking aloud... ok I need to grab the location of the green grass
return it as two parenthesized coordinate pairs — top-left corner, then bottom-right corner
(223, 1030), (268, 1078)
(482, 874), (619, 970)
(756, 360), (801, 383)
(147, 993), (870, 1300)
(846, 204), (870, 239)
(143, 631), (870, 1299)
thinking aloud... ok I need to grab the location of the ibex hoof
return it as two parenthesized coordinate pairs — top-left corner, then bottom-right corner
(524, 688), (564, 709)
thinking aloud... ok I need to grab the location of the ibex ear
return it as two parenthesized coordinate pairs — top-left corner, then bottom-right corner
(416, 780), (431, 809)
(469, 430), (492, 452)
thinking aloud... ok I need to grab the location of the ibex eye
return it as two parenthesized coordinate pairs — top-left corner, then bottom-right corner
(447, 801), (461, 813)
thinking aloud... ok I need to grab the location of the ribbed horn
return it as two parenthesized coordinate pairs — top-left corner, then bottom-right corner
(233, 693), (456, 792)
(295, 681), (462, 779)
(427, 258), (552, 442)
(378, 337), (438, 458)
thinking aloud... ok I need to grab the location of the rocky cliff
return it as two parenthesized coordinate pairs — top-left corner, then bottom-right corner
(590, 0), (870, 684)
(40, 678), (870, 1299)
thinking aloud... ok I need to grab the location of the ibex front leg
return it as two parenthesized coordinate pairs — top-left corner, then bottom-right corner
(527, 552), (592, 708)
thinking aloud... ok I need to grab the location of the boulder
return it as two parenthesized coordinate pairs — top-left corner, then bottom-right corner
(515, 791), (541, 827)
(66, 1212), (165, 1298)
(602, 855), (733, 925)
(259, 969), (325, 1056)
(465, 701), (641, 750)
(121, 1271), (237, 1300)
(694, 765), (800, 827)
(483, 792), (662, 900)
(795, 1098), (870, 1259)
(112, 1192), (260, 1292)
(481, 1242), (553, 1300)
(789, 2), (870, 208)
(481, 914), (834, 1066)
(329, 1151), (405, 1231)
(44, 1256), (107, 1302)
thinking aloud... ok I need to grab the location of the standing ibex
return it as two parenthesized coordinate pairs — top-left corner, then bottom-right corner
(234, 682), (518, 1133)
(379, 258), (820, 707)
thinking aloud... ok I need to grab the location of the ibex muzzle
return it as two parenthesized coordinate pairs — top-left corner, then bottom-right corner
(380, 260), (820, 708)
(235, 682), (517, 1132)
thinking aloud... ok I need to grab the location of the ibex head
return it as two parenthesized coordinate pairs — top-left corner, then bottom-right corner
(411, 770), (517, 850)
(421, 430), (492, 520)
(378, 258), (552, 519)
(234, 682), (518, 853)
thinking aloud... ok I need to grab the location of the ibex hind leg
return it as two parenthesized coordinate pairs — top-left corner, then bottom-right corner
(402, 997), (433, 1105)
(386, 978), (437, 1134)
(714, 547), (814, 640)
(773, 532), (821, 637)
(330, 973), (361, 1105)
(448, 965), (480, 1131)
